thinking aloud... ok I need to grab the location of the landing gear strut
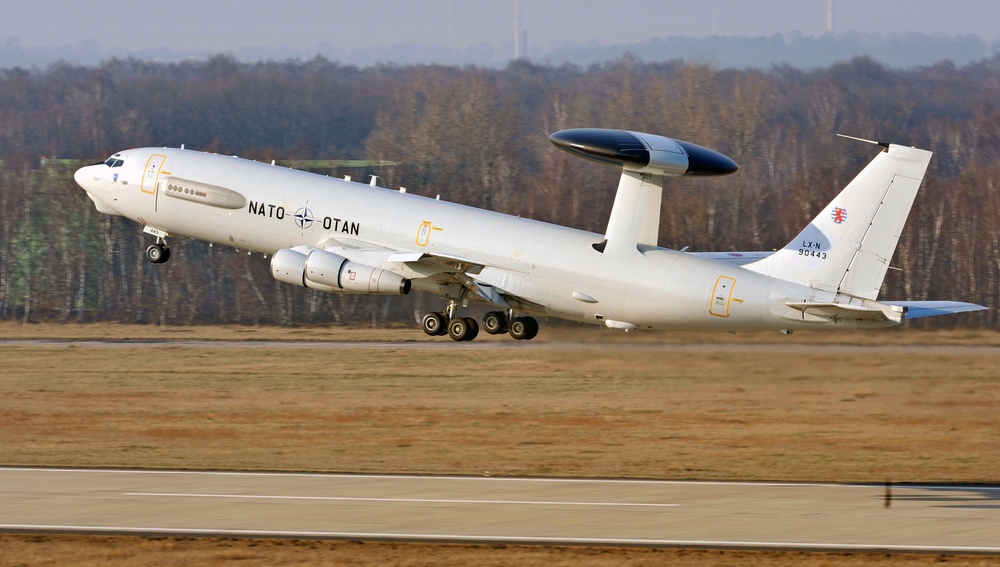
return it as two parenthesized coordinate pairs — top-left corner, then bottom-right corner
(145, 239), (171, 264)
(143, 227), (172, 264)
(421, 307), (537, 342)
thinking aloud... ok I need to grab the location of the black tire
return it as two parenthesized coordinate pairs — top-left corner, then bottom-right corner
(483, 311), (507, 334)
(522, 316), (539, 340)
(463, 317), (479, 341)
(421, 312), (446, 336)
(509, 317), (528, 340)
(145, 244), (166, 264)
(160, 247), (171, 263)
(448, 317), (470, 341)
(509, 316), (539, 341)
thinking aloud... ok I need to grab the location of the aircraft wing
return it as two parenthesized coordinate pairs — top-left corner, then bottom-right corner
(386, 250), (513, 308)
(318, 238), (515, 308)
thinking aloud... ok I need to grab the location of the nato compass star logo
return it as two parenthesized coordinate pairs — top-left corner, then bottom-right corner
(294, 206), (314, 230)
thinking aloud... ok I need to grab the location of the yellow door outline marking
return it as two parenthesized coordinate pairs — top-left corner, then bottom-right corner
(416, 221), (443, 246)
(710, 276), (737, 317)
(141, 154), (167, 195)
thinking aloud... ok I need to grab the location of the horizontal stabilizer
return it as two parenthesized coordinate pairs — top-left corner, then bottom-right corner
(786, 301), (903, 323)
(883, 301), (988, 319)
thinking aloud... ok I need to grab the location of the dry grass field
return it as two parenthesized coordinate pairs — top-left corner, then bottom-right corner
(5, 535), (1000, 567)
(1, 322), (999, 565)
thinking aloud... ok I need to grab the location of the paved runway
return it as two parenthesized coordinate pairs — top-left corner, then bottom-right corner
(1, 467), (998, 552)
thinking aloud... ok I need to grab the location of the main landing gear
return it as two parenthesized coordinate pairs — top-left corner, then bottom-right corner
(421, 308), (538, 342)
(145, 238), (171, 264)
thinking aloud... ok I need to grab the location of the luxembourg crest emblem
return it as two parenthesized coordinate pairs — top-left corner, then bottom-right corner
(831, 207), (847, 224)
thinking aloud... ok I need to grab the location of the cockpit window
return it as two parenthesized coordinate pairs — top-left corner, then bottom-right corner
(103, 155), (125, 168)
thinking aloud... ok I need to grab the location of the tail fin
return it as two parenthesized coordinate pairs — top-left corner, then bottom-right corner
(745, 144), (931, 299)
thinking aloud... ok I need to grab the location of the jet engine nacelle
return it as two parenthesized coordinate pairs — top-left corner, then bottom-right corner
(270, 247), (411, 295)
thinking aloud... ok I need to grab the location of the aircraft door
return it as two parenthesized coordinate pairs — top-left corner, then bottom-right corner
(141, 154), (166, 194)
(709, 276), (736, 317)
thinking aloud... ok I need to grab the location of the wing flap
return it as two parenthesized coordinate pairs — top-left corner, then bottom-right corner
(386, 251), (424, 263)
(383, 248), (518, 308)
(323, 240), (527, 310)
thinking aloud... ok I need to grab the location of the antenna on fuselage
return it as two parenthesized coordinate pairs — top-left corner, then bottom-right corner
(548, 128), (738, 258)
(837, 133), (890, 150)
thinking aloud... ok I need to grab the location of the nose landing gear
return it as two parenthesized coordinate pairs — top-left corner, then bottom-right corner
(143, 227), (172, 264)
(145, 239), (171, 264)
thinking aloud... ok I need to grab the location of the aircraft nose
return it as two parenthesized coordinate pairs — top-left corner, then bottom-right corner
(73, 165), (89, 189)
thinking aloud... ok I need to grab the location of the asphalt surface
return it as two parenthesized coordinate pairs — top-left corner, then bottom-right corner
(1, 467), (998, 552)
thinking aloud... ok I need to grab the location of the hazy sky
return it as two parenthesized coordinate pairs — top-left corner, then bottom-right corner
(4, 0), (999, 61)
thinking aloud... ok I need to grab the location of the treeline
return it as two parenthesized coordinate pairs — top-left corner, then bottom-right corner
(0, 54), (997, 326)
(551, 32), (1000, 71)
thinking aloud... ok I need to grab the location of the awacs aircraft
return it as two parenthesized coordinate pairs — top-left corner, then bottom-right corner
(74, 128), (985, 341)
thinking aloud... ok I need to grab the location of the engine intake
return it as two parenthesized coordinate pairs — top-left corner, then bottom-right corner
(271, 247), (411, 295)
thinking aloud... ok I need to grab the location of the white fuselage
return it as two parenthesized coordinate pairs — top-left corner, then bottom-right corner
(74, 147), (857, 331)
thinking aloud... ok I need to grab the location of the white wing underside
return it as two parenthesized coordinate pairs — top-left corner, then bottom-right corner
(320, 238), (516, 308)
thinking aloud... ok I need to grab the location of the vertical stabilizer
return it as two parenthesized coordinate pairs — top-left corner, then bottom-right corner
(745, 144), (932, 299)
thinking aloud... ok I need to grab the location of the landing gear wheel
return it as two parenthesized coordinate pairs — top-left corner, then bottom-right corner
(447, 317), (479, 341)
(483, 311), (507, 335)
(463, 317), (479, 341)
(421, 312), (447, 336)
(145, 243), (170, 264)
(447, 318), (465, 341)
(509, 316), (539, 341)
